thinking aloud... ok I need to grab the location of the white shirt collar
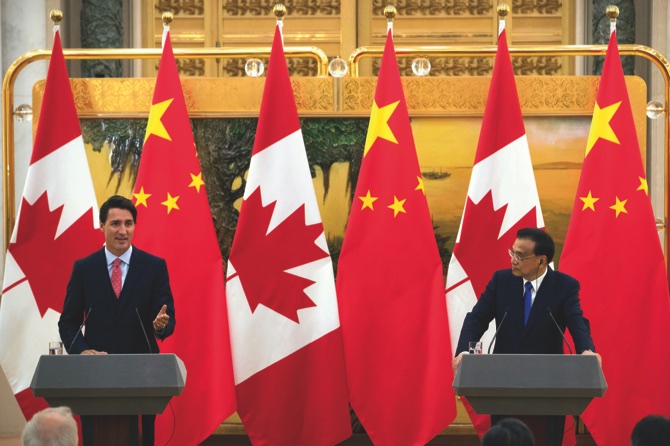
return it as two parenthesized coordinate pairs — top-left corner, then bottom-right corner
(104, 245), (133, 265)
(523, 266), (548, 291)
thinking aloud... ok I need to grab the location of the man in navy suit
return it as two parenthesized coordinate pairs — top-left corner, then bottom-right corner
(59, 195), (175, 446)
(452, 228), (601, 446)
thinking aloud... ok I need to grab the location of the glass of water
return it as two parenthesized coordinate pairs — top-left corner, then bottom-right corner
(49, 341), (63, 355)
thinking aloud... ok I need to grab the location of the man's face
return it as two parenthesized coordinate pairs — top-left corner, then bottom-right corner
(100, 208), (135, 256)
(510, 237), (543, 280)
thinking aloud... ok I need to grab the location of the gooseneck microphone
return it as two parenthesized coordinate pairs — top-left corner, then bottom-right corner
(135, 308), (153, 354)
(68, 307), (93, 353)
(546, 307), (573, 354)
(487, 307), (509, 354)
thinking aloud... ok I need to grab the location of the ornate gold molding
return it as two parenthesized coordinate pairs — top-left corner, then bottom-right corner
(222, 0), (340, 16)
(222, 57), (319, 77)
(371, 0), (492, 16)
(155, 0), (205, 15)
(512, 57), (563, 76)
(512, 0), (562, 15)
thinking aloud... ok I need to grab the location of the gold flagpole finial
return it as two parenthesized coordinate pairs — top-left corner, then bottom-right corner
(162, 11), (173, 26)
(383, 5), (397, 22)
(606, 5), (619, 22)
(497, 3), (510, 18)
(273, 4), (287, 21)
(50, 9), (63, 26)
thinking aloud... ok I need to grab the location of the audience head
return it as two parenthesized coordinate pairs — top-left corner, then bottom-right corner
(631, 415), (670, 446)
(481, 418), (535, 446)
(22, 406), (77, 446)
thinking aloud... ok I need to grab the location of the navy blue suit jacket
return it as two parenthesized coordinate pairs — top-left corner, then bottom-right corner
(455, 268), (594, 355)
(59, 247), (175, 354)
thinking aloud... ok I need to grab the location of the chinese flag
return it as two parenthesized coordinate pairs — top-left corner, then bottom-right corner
(445, 28), (546, 439)
(560, 30), (670, 445)
(132, 31), (236, 445)
(225, 25), (351, 445)
(0, 29), (102, 420)
(336, 29), (456, 445)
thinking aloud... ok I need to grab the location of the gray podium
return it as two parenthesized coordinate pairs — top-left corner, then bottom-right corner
(30, 354), (186, 445)
(453, 354), (607, 416)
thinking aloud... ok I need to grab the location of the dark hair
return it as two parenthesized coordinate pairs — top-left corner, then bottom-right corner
(516, 228), (555, 262)
(482, 418), (535, 446)
(99, 195), (137, 224)
(631, 415), (670, 446)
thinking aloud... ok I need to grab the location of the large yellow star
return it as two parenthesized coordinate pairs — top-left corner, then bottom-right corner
(144, 98), (174, 143)
(585, 101), (621, 156)
(161, 192), (180, 214)
(363, 100), (400, 157)
(133, 187), (151, 208)
(388, 196), (406, 217)
(637, 177), (648, 196)
(189, 172), (205, 193)
(415, 176), (425, 195)
(579, 190), (599, 211)
(359, 190), (378, 211)
(609, 196), (628, 218)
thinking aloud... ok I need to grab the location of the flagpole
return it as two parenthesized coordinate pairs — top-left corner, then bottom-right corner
(274, 4), (286, 45)
(161, 12), (172, 49)
(607, 5), (618, 35)
(384, 5), (395, 35)
(497, 3), (509, 36)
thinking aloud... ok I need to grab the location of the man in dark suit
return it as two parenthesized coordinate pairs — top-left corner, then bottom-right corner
(452, 228), (601, 446)
(58, 195), (175, 446)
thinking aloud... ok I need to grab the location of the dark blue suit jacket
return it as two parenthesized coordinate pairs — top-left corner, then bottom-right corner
(456, 268), (594, 355)
(59, 247), (175, 354)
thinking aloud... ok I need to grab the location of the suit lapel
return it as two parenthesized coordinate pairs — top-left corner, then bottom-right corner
(523, 268), (556, 336)
(95, 248), (118, 300)
(118, 247), (141, 313)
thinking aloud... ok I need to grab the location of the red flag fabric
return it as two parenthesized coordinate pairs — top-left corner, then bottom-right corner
(445, 28), (546, 439)
(225, 25), (351, 446)
(0, 29), (103, 420)
(336, 29), (456, 445)
(132, 31), (236, 445)
(560, 30), (670, 445)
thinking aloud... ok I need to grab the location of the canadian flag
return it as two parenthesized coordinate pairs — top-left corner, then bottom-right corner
(445, 27), (545, 436)
(225, 25), (351, 445)
(0, 29), (102, 419)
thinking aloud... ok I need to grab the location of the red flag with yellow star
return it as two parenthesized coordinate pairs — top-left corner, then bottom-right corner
(560, 30), (670, 445)
(132, 30), (235, 445)
(336, 29), (456, 445)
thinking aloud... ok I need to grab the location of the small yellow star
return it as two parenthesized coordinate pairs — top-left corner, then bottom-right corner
(133, 187), (151, 208)
(363, 100), (400, 157)
(415, 176), (425, 195)
(161, 192), (180, 214)
(189, 172), (205, 193)
(609, 196), (628, 218)
(388, 196), (406, 218)
(144, 98), (174, 143)
(586, 101), (621, 156)
(359, 190), (378, 211)
(637, 177), (648, 196)
(579, 190), (599, 212)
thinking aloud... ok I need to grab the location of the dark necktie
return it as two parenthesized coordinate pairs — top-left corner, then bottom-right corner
(524, 281), (533, 326)
(111, 258), (122, 298)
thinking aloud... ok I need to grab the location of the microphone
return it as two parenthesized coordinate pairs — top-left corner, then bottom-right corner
(135, 308), (153, 354)
(68, 307), (93, 353)
(546, 307), (573, 354)
(488, 307), (509, 354)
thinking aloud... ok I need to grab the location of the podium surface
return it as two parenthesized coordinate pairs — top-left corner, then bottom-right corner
(30, 354), (186, 415)
(453, 354), (606, 415)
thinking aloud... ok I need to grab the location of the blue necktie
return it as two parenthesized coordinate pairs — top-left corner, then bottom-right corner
(524, 282), (533, 326)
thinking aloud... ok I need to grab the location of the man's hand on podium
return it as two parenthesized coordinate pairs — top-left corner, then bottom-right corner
(81, 350), (107, 355)
(581, 349), (602, 367)
(452, 352), (466, 376)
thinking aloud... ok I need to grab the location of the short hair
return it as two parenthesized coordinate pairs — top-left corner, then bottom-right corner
(631, 415), (670, 446)
(482, 418), (535, 446)
(516, 228), (555, 262)
(99, 195), (137, 224)
(22, 406), (78, 446)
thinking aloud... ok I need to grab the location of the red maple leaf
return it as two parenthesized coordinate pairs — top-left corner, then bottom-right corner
(230, 188), (329, 323)
(454, 191), (538, 298)
(7, 193), (103, 316)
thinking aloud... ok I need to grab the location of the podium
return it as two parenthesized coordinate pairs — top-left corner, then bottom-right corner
(30, 354), (186, 445)
(452, 354), (606, 415)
